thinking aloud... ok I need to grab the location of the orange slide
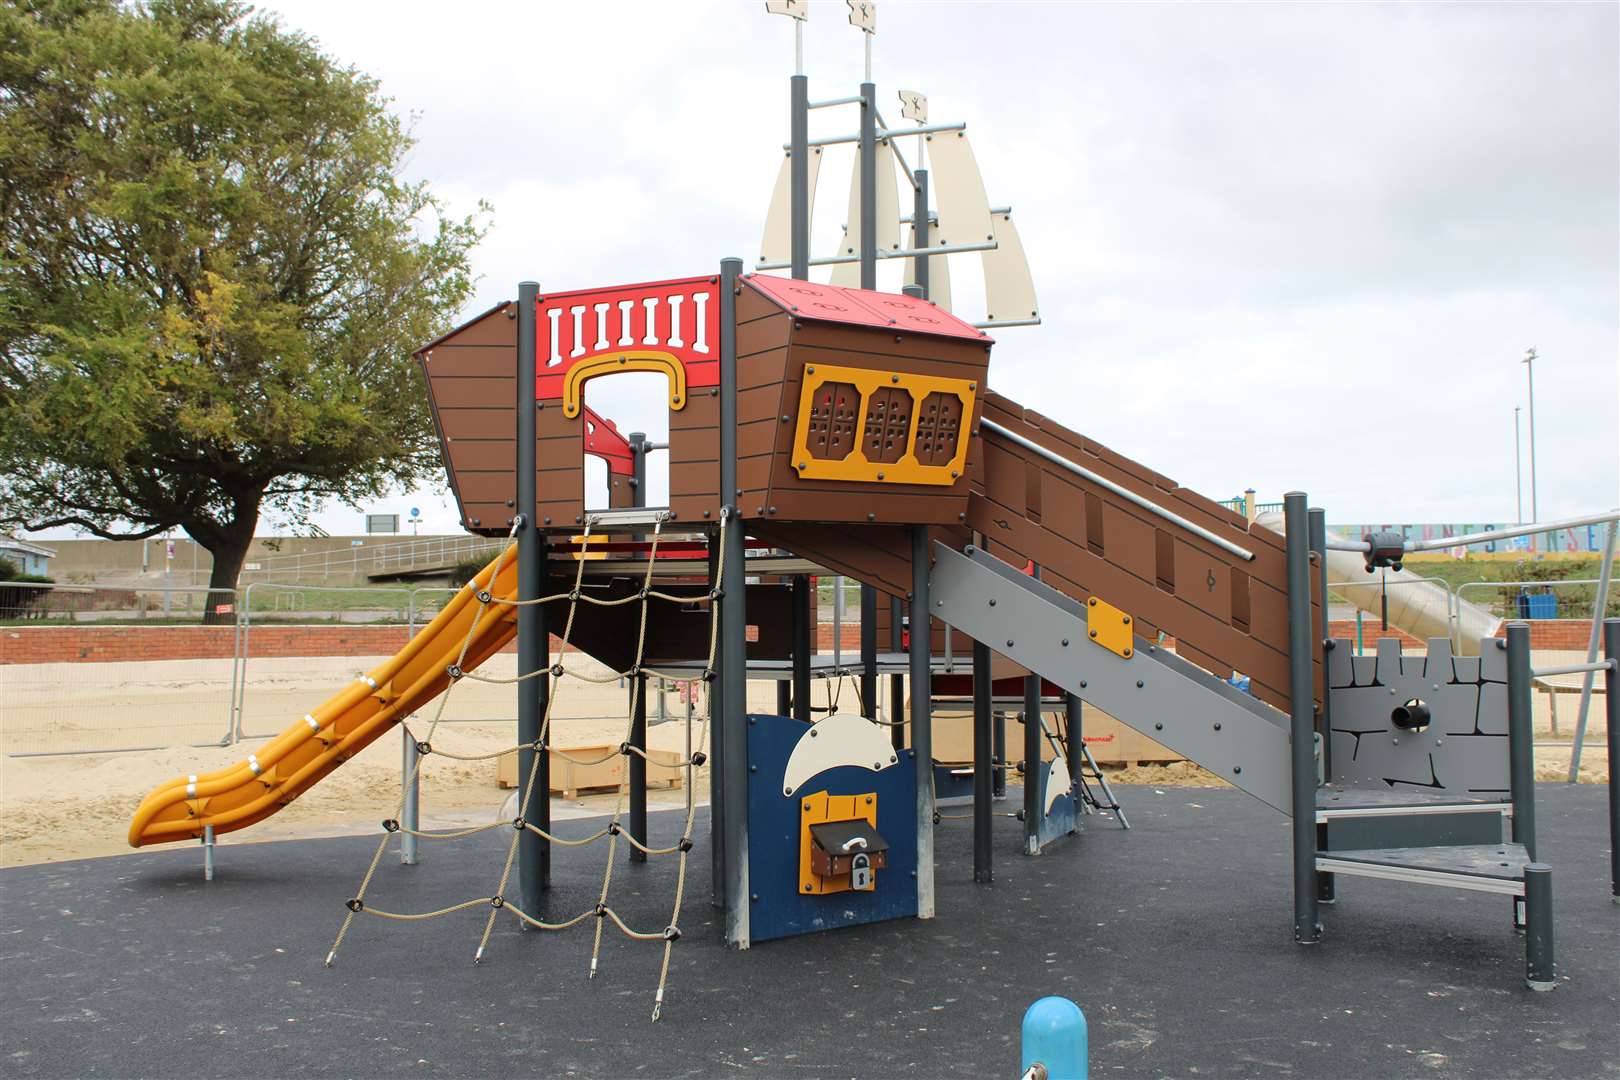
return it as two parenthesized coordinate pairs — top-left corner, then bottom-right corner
(127, 546), (519, 847)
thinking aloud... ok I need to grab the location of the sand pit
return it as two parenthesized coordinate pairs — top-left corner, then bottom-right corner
(0, 648), (1608, 869)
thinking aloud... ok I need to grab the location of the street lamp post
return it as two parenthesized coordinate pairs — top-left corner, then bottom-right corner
(1514, 406), (1523, 524)
(1523, 348), (1538, 551)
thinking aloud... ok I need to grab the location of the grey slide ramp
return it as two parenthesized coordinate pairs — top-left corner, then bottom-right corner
(930, 541), (1296, 813)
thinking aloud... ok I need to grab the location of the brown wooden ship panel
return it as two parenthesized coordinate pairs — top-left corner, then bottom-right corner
(736, 276), (992, 527)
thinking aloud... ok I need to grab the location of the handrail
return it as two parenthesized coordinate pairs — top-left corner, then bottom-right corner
(979, 418), (1256, 562)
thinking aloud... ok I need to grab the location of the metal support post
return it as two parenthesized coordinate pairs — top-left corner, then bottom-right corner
(913, 169), (930, 297)
(1065, 693), (1083, 833)
(1307, 507), (1333, 902)
(628, 430), (648, 865)
(911, 525), (935, 918)
(718, 257), (750, 948)
(1604, 618), (1619, 902)
(1523, 863), (1555, 990)
(1023, 675), (1042, 855)
(1506, 621), (1537, 862)
(707, 537), (725, 907)
(859, 81), (877, 290)
(628, 672), (647, 864)
(860, 584), (878, 719)
(792, 575), (812, 724)
(790, 74), (809, 280)
(401, 729), (420, 866)
(202, 825), (215, 882)
(890, 595), (906, 751)
(1283, 492), (1321, 944)
(1569, 520), (1616, 781)
(994, 707), (1008, 798)
(973, 636), (993, 883)
(776, 679), (791, 717)
(516, 280), (550, 908)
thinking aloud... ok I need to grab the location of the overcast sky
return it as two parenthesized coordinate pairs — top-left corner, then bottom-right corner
(187, 2), (1620, 534)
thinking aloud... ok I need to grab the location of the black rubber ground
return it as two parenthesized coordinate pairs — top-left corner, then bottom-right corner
(2, 783), (1615, 1078)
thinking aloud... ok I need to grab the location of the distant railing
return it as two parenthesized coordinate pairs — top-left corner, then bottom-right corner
(241, 533), (505, 583)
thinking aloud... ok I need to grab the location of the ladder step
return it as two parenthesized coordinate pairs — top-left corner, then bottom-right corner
(1316, 843), (1531, 896)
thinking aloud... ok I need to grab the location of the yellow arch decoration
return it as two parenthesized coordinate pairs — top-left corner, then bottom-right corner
(561, 351), (688, 419)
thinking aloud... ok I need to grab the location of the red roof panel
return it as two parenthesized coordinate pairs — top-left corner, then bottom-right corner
(743, 276), (991, 343)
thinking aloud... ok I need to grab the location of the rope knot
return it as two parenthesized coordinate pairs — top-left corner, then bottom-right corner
(701, 668), (716, 683)
(550, 663), (566, 678)
(512, 817), (525, 830)
(345, 898), (364, 913)
(490, 895), (504, 909)
(594, 903), (607, 918)
(446, 664), (464, 681)
(617, 742), (631, 755)
(662, 925), (681, 941)
(690, 751), (707, 767)
(708, 588), (723, 601)
(608, 821), (621, 836)
(475, 589), (493, 605)
(381, 819), (399, 833)
(415, 741), (432, 756)
(677, 837), (694, 852)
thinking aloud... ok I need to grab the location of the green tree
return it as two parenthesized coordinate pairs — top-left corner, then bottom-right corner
(0, 0), (484, 620)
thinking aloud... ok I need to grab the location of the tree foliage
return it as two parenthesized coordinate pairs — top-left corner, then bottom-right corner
(0, 0), (484, 613)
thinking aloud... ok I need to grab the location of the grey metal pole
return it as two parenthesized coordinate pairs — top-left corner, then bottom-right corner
(718, 257), (751, 948)
(1307, 507), (1335, 903)
(832, 574), (843, 673)
(1023, 675), (1042, 856)
(792, 575), (812, 724)
(1568, 520), (1616, 781)
(1283, 492), (1321, 944)
(1603, 617), (1620, 902)
(707, 538), (725, 907)
(1065, 693), (1083, 834)
(911, 525), (935, 918)
(202, 824), (215, 882)
(790, 74), (809, 280)
(1523, 348), (1539, 548)
(993, 707), (1008, 799)
(860, 583), (878, 720)
(776, 679), (791, 717)
(401, 729), (419, 866)
(1514, 406), (1523, 524)
(890, 595), (906, 751)
(1523, 862), (1555, 990)
(973, 635), (993, 883)
(913, 169), (930, 297)
(1505, 621), (1537, 862)
(859, 81), (877, 291)
(516, 280), (550, 908)
(628, 431), (648, 864)
(629, 673), (647, 865)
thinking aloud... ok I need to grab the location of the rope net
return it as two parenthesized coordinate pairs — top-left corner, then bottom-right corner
(324, 511), (729, 1021)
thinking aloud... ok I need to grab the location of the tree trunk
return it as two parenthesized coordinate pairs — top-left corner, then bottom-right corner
(193, 504), (260, 625)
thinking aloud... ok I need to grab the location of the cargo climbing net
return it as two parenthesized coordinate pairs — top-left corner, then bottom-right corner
(324, 509), (730, 1021)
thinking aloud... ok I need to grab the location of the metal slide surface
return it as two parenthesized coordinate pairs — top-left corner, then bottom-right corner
(929, 542), (1296, 812)
(127, 547), (519, 848)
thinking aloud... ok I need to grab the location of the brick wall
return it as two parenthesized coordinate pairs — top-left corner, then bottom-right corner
(1327, 619), (1594, 652)
(2, 618), (1600, 666)
(0, 624), (559, 665)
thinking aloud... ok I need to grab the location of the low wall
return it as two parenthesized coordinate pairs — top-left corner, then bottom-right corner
(1, 618), (1600, 666)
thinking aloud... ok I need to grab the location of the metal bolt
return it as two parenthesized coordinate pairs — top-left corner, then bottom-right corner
(1135, 680), (1144, 689)
(1089, 630), (1098, 638)
(1213, 722), (1222, 731)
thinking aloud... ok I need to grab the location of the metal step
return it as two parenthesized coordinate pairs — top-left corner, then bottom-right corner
(582, 507), (676, 531)
(1315, 784), (1512, 823)
(1315, 843), (1530, 896)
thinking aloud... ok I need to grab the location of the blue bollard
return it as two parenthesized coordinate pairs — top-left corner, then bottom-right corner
(1021, 996), (1087, 1079)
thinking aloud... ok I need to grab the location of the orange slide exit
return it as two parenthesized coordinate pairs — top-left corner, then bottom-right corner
(127, 546), (519, 848)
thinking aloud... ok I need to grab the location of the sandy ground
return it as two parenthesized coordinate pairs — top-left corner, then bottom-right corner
(0, 652), (1608, 868)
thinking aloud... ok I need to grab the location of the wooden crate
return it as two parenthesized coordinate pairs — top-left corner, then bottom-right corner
(496, 717), (705, 797)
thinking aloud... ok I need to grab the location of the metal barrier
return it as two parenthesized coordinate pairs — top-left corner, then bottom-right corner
(242, 533), (505, 583)
(0, 585), (239, 755)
